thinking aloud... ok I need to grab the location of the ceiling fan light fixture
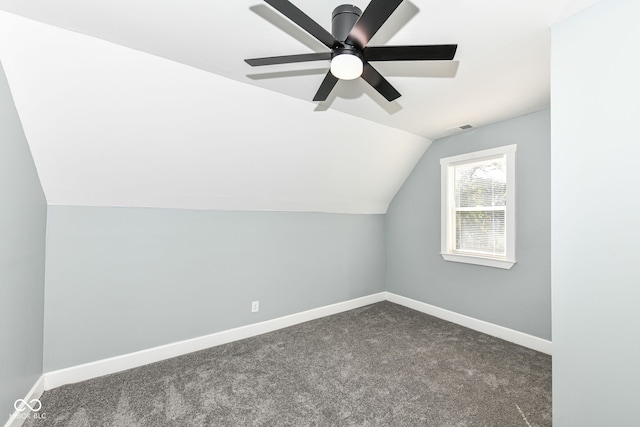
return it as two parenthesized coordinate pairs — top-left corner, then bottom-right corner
(330, 53), (363, 80)
(246, 0), (458, 102)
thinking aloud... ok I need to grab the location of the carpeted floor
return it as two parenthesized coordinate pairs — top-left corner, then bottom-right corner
(25, 302), (551, 426)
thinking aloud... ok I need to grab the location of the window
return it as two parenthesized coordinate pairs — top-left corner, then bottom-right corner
(440, 145), (516, 269)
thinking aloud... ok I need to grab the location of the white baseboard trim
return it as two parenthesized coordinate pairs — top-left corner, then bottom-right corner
(4, 375), (45, 427)
(43, 290), (550, 392)
(385, 292), (552, 355)
(44, 292), (386, 390)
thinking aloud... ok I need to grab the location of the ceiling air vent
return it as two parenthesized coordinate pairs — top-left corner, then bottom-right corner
(446, 124), (474, 134)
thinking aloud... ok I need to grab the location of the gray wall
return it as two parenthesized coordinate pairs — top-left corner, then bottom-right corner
(0, 62), (47, 420)
(44, 206), (385, 371)
(551, 0), (640, 424)
(386, 110), (551, 340)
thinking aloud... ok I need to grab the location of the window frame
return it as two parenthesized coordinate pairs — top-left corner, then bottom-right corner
(440, 144), (517, 269)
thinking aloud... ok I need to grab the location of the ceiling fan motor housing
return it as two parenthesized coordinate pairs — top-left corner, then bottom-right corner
(332, 5), (362, 42)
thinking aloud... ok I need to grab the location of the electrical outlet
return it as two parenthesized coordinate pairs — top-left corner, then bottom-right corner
(251, 301), (259, 313)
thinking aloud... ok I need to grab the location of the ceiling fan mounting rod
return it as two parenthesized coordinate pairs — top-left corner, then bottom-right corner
(332, 4), (362, 42)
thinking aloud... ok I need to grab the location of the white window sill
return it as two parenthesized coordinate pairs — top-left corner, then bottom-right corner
(441, 253), (516, 270)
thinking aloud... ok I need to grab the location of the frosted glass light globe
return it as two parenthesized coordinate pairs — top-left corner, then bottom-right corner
(330, 53), (363, 80)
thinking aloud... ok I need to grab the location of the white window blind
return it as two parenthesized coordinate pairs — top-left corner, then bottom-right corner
(440, 145), (516, 269)
(454, 156), (506, 257)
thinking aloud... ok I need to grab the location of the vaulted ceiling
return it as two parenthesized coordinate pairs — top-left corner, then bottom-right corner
(0, 0), (598, 213)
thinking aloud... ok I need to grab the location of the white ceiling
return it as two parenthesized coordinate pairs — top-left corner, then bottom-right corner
(0, 0), (600, 213)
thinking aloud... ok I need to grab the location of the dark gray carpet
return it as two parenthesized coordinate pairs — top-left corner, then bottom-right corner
(25, 302), (551, 426)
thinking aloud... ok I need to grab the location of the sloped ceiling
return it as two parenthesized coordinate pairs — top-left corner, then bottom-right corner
(0, 0), (600, 214)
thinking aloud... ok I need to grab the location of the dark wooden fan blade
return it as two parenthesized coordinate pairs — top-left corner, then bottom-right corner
(361, 63), (401, 102)
(313, 71), (339, 101)
(264, 0), (339, 49)
(364, 44), (458, 61)
(245, 52), (332, 66)
(345, 0), (403, 49)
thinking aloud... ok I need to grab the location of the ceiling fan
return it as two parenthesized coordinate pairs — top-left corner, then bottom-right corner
(245, 0), (458, 102)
